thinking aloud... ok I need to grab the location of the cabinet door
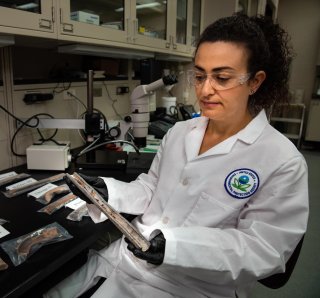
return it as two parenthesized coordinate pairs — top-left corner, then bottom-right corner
(170, 0), (190, 53)
(131, 0), (171, 52)
(59, 0), (130, 44)
(189, 0), (202, 54)
(0, 0), (55, 36)
(172, 0), (202, 54)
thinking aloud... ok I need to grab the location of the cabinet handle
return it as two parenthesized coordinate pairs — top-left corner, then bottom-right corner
(51, 6), (55, 23)
(132, 19), (138, 42)
(126, 18), (131, 42)
(62, 23), (74, 33)
(39, 18), (52, 29)
(171, 36), (177, 49)
(166, 35), (172, 48)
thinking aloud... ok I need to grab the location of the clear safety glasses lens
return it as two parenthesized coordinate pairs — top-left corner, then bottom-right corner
(187, 70), (251, 91)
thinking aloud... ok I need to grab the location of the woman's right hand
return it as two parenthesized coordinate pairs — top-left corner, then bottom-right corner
(78, 173), (109, 202)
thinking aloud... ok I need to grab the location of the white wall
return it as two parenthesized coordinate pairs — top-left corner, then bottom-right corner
(0, 76), (140, 171)
(277, 0), (320, 106)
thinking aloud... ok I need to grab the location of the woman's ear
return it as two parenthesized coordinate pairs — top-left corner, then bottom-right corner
(250, 71), (266, 93)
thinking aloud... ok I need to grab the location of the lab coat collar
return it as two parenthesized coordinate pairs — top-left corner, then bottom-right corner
(184, 110), (268, 160)
(236, 109), (269, 144)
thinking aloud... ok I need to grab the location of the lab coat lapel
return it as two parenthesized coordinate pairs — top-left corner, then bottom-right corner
(198, 135), (238, 158)
(184, 117), (208, 162)
(184, 110), (268, 161)
(184, 117), (238, 160)
(198, 110), (268, 158)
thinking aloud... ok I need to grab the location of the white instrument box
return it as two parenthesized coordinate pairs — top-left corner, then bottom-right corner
(27, 142), (71, 171)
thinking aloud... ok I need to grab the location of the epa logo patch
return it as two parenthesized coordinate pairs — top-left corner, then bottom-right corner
(224, 168), (259, 199)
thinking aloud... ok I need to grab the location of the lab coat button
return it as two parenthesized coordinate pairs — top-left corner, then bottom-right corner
(162, 216), (169, 224)
(182, 178), (188, 185)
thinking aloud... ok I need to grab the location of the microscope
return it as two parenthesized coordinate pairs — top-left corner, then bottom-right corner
(130, 74), (178, 147)
(76, 70), (140, 171)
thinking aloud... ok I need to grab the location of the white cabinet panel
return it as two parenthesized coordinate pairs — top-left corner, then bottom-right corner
(58, 0), (130, 44)
(0, 0), (55, 37)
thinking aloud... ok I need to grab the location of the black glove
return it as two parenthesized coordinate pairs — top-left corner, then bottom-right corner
(64, 173), (108, 202)
(78, 173), (109, 201)
(126, 232), (166, 265)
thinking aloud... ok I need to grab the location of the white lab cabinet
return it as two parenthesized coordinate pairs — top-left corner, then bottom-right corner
(0, 1), (276, 57)
(58, 0), (131, 44)
(58, 0), (202, 57)
(132, 0), (201, 55)
(0, 0), (55, 37)
(305, 100), (320, 142)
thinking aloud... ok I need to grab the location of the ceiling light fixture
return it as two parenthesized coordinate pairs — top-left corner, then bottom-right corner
(16, 3), (39, 10)
(115, 2), (161, 12)
(58, 44), (154, 60)
(0, 35), (15, 47)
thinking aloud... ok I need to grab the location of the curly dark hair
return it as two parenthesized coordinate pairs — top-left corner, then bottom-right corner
(194, 13), (294, 113)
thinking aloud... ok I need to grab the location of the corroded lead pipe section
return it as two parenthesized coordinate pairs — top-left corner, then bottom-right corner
(67, 173), (151, 252)
(2, 173), (66, 198)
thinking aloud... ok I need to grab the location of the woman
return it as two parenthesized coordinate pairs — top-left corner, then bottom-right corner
(45, 14), (309, 298)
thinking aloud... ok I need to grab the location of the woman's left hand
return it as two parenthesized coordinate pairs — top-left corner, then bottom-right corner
(126, 233), (166, 265)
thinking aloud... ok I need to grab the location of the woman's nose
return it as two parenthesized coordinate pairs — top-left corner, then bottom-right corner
(201, 77), (216, 95)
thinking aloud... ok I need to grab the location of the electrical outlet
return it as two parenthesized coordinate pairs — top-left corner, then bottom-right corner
(116, 86), (129, 95)
(63, 89), (76, 100)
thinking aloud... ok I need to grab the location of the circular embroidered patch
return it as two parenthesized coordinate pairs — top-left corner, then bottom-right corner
(224, 168), (260, 199)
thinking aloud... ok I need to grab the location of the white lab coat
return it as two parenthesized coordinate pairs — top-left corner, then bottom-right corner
(45, 110), (309, 298)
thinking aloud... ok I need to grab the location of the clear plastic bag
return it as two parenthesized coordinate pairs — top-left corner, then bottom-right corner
(0, 218), (9, 225)
(0, 222), (73, 266)
(38, 193), (77, 215)
(67, 204), (89, 221)
(32, 184), (71, 204)
(0, 172), (30, 187)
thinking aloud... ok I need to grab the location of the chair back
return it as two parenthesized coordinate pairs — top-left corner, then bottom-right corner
(258, 236), (304, 289)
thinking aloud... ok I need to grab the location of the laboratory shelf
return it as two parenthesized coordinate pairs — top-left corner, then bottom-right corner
(270, 103), (306, 149)
(270, 117), (302, 123)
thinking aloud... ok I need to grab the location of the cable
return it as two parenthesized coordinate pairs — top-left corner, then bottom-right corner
(52, 81), (72, 96)
(102, 81), (123, 120)
(75, 140), (140, 159)
(1, 104), (68, 156)
(68, 92), (109, 133)
(10, 113), (58, 157)
(0, 104), (40, 128)
(77, 137), (101, 156)
(66, 91), (87, 110)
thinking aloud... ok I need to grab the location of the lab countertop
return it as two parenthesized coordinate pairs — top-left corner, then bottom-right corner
(0, 161), (148, 298)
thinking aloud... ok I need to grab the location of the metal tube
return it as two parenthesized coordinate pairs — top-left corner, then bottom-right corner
(87, 70), (94, 115)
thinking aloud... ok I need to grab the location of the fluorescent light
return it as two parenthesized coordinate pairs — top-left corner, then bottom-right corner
(0, 35), (15, 47)
(58, 44), (154, 60)
(115, 2), (161, 12)
(137, 2), (162, 9)
(155, 54), (192, 62)
(16, 3), (38, 10)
